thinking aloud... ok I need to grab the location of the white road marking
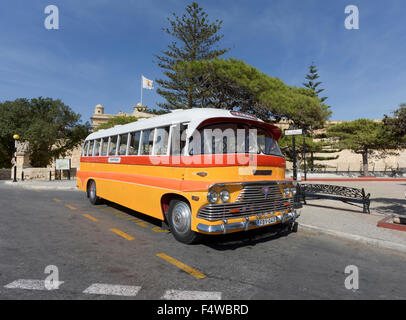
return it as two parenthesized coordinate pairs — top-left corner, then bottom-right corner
(4, 279), (64, 290)
(83, 283), (141, 297)
(162, 289), (222, 300)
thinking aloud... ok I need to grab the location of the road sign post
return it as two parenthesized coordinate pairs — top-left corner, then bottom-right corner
(285, 129), (303, 181)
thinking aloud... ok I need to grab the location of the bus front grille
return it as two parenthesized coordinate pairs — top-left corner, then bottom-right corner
(197, 185), (293, 221)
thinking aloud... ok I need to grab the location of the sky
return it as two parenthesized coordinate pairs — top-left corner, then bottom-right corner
(0, 0), (405, 124)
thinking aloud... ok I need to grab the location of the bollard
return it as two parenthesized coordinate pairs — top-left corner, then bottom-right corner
(21, 171), (24, 181)
(67, 170), (70, 180)
(49, 171), (52, 181)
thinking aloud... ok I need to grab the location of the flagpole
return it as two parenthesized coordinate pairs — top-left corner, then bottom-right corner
(140, 75), (143, 106)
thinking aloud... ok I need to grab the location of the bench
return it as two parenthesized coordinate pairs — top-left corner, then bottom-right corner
(297, 183), (371, 214)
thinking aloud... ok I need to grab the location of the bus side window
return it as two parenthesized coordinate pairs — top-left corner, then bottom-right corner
(171, 124), (187, 156)
(141, 129), (154, 155)
(129, 132), (140, 155)
(94, 139), (101, 156)
(82, 141), (89, 156)
(109, 135), (118, 156)
(154, 127), (169, 155)
(87, 140), (94, 156)
(101, 137), (109, 156)
(119, 133), (128, 155)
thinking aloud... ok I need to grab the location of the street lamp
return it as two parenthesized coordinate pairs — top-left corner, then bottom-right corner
(13, 134), (20, 182)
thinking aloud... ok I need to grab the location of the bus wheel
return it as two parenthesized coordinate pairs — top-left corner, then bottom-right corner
(167, 199), (199, 244)
(87, 180), (102, 205)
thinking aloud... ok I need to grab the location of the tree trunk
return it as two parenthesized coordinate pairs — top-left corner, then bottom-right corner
(362, 151), (369, 176)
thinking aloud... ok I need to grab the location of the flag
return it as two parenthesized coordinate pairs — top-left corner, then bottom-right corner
(142, 76), (154, 90)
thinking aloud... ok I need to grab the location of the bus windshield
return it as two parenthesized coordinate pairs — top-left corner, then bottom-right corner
(189, 122), (283, 157)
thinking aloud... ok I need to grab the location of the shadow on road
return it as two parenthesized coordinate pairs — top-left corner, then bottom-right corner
(99, 199), (296, 249)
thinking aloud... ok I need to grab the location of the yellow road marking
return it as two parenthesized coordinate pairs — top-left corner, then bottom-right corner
(151, 226), (169, 233)
(82, 214), (98, 222)
(156, 253), (206, 279)
(65, 204), (77, 211)
(52, 198), (61, 202)
(109, 228), (135, 240)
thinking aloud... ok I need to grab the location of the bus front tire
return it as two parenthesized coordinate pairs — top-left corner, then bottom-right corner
(87, 180), (103, 205)
(167, 199), (199, 244)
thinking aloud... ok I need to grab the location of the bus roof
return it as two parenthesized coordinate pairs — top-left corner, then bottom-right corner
(85, 108), (282, 141)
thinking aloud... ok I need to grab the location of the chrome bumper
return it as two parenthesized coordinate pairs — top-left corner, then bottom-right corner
(197, 209), (300, 234)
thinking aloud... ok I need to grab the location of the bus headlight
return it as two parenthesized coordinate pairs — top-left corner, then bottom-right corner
(220, 190), (230, 202)
(207, 190), (218, 203)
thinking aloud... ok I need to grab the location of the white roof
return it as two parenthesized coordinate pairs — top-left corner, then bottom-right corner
(86, 108), (264, 141)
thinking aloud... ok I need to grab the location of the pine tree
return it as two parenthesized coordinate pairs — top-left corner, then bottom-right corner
(303, 62), (327, 102)
(155, 2), (229, 110)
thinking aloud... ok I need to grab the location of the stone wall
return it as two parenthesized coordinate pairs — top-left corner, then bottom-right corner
(0, 169), (11, 180)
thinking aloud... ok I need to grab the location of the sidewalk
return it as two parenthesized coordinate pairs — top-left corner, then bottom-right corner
(2, 179), (78, 190)
(298, 180), (406, 254)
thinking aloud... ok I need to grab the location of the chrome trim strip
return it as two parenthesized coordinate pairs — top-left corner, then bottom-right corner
(197, 214), (298, 234)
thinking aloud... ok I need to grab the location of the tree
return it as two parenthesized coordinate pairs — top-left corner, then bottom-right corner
(94, 116), (140, 131)
(0, 97), (91, 168)
(383, 103), (406, 148)
(0, 99), (32, 168)
(174, 58), (331, 131)
(326, 119), (398, 176)
(303, 62), (327, 102)
(155, 2), (229, 110)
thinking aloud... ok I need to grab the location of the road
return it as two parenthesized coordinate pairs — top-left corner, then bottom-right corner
(1, 182), (406, 300)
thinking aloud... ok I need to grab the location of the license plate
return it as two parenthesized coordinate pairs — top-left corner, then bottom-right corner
(256, 216), (277, 227)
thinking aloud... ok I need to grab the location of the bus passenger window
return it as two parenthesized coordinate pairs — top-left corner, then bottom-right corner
(171, 124), (188, 156)
(129, 132), (140, 155)
(154, 127), (169, 155)
(141, 130), (154, 155)
(101, 138), (109, 156)
(87, 140), (94, 156)
(82, 141), (89, 156)
(109, 136), (118, 155)
(94, 139), (101, 156)
(119, 134), (128, 155)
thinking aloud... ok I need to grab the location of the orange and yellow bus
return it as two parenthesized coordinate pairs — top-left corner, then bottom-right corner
(77, 108), (300, 243)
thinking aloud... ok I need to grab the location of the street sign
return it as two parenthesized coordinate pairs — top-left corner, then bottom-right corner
(285, 129), (303, 136)
(56, 159), (71, 170)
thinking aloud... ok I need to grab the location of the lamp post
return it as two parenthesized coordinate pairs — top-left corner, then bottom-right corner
(13, 134), (20, 182)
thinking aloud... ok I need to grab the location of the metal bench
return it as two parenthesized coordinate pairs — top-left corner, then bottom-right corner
(297, 183), (371, 214)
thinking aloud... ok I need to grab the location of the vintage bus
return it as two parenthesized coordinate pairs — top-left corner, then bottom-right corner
(77, 108), (300, 243)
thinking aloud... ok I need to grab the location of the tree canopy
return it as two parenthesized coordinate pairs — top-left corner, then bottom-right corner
(326, 119), (398, 175)
(303, 62), (327, 102)
(383, 103), (406, 148)
(174, 58), (331, 131)
(155, 2), (229, 110)
(0, 97), (91, 168)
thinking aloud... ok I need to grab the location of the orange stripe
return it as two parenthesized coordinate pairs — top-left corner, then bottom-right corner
(80, 154), (285, 168)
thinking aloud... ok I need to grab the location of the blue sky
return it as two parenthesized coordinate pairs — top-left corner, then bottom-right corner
(0, 0), (405, 123)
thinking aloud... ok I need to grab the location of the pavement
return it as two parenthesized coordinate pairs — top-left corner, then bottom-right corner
(2, 179), (406, 254)
(1, 182), (406, 299)
(3, 179), (78, 190)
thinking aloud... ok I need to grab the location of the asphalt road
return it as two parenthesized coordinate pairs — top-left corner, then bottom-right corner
(1, 182), (406, 300)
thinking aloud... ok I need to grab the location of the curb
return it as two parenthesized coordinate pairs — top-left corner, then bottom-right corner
(299, 223), (406, 254)
(3, 180), (78, 191)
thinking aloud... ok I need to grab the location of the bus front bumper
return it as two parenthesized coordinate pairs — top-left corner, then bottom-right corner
(196, 209), (300, 234)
